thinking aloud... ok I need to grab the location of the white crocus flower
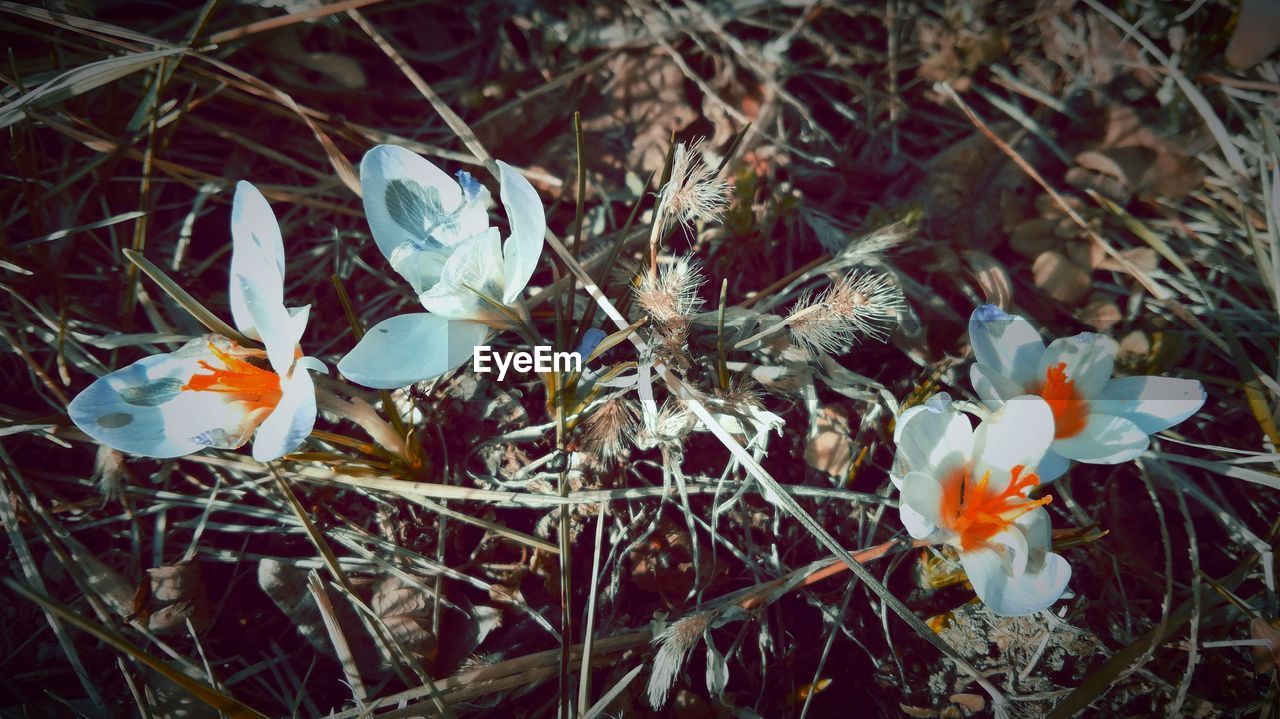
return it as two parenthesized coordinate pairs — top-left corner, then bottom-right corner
(69, 182), (326, 462)
(968, 305), (1207, 480)
(891, 393), (1072, 617)
(336, 145), (546, 389)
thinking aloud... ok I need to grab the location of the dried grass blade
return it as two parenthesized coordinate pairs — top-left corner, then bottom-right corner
(582, 664), (642, 719)
(1, 579), (269, 718)
(1047, 542), (1269, 718)
(0, 47), (185, 129)
(268, 464), (357, 595)
(122, 249), (251, 345)
(206, 0), (387, 45)
(306, 571), (368, 705)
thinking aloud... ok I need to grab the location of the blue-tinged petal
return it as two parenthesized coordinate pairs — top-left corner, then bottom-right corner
(1051, 413), (1149, 463)
(960, 539), (1071, 617)
(1092, 376), (1206, 434)
(229, 181), (286, 339)
(970, 362), (1023, 410)
(1034, 450), (1071, 483)
(968, 305), (1045, 387)
(1036, 333), (1117, 400)
(360, 145), (490, 293)
(497, 160), (545, 304)
(252, 367), (316, 462)
(68, 337), (266, 458)
(574, 327), (608, 361)
(337, 313), (490, 389)
(417, 228), (506, 320)
(69, 350), (205, 458)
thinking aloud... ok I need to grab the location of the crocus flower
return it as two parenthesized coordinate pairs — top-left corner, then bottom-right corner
(891, 393), (1071, 616)
(968, 305), (1207, 480)
(69, 183), (326, 461)
(337, 145), (545, 389)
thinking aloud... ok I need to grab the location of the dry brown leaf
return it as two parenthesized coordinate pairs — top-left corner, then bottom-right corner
(1251, 618), (1280, 674)
(589, 51), (697, 174)
(1065, 238), (1106, 270)
(804, 405), (855, 479)
(1064, 165), (1131, 205)
(949, 693), (986, 713)
(144, 562), (211, 635)
(370, 575), (438, 667)
(1087, 103), (1206, 199)
(1009, 218), (1057, 259)
(914, 127), (1035, 251)
(1077, 296), (1122, 331)
(1096, 247), (1157, 273)
(1033, 251), (1091, 304)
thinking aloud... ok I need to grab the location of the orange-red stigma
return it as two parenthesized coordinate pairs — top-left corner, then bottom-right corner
(1030, 362), (1088, 439)
(940, 464), (1052, 550)
(181, 340), (282, 412)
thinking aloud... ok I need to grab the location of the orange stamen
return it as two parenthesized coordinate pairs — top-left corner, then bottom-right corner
(1030, 362), (1088, 439)
(181, 340), (282, 413)
(940, 464), (1052, 550)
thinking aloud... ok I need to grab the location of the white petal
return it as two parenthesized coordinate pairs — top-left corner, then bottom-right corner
(497, 160), (546, 304)
(1051, 413), (1150, 463)
(417, 228), (506, 320)
(1034, 450), (1071, 483)
(891, 393), (971, 487)
(252, 367), (316, 462)
(360, 145), (491, 292)
(900, 470), (948, 532)
(1092, 376), (1206, 434)
(899, 501), (939, 540)
(295, 355), (328, 375)
(337, 313), (490, 389)
(229, 182), (286, 339)
(971, 395), (1054, 481)
(1037, 333), (1117, 399)
(68, 349), (205, 458)
(968, 305), (1045, 387)
(985, 522), (1030, 576)
(236, 276), (305, 376)
(959, 544), (1071, 617)
(1012, 505), (1053, 550)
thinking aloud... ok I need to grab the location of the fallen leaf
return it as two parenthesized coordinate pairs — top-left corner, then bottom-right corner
(370, 575), (438, 667)
(949, 693), (986, 713)
(1096, 247), (1157, 273)
(1077, 296), (1122, 331)
(804, 405), (855, 479)
(144, 562), (211, 635)
(1033, 251), (1091, 304)
(913, 127), (1036, 251)
(1251, 618), (1280, 674)
(1009, 218), (1057, 258)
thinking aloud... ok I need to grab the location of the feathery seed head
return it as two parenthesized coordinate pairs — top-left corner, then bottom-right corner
(788, 271), (904, 355)
(661, 140), (730, 229)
